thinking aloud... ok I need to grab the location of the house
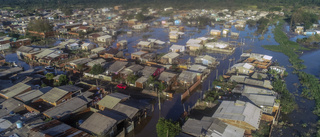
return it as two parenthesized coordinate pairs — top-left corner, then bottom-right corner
(295, 26), (304, 34)
(195, 55), (219, 67)
(0, 54), (5, 66)
(169, 44), (185, 53)
(112, 103), (139, 120)
(186, 39), (203, 51)
(212, 100), (262, 134)
(0, 82), (31, 99)
(137, 41), (152, 48)
(16, 46), (43, 60)
(80, 112), (123, 136)
(10, 38), (31, 48)
(158, 71), (178, 86)
(120, 64), (144, 78)
(86, 58), (106, 67)
(232, 84), (277, 96)
(97, 35), (112, 43)
(66, 58), (92, 70)
(102, 48), (123, 58)
(142, 66), (163, 78)
(229, 75), (273, 89)
(81, 42), (96, 50)
(205, 42), (229, 50)
(0, 43), (10, 50)
(43, 95), (91, 120)
(241, 94), (277, 115)
(135, 77), (148, 89)
(251, 72), (268, 79)
(91, 47), (107, 54)
(15, 87), (52, 104)
(188, 64), (208, 73)
(106, 61), (129, 75)
(181, 117), (245, 137)
(241, 53), (273, 69)
(97, 95), (122, 110)
(140, 53), (156, 63)
(160, 52), (180, 64)
(34, 49), (68, 65)
(0, 98), (24, 118)
(30, 120), (91, 137)
(177, 71), (198, 87)
(210, 29), (221, 36)
(66, 42), (80, 50)
(270, 66), (286, 75)
(229, 63), (254, 75)
(39, 87), (73, 106)
(131, 51), (148, 60)
(0, 67), (23, 78)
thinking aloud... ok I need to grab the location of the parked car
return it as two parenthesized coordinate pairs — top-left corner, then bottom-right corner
(117, 83), (127, 89)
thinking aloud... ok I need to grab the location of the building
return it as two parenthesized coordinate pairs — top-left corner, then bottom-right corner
(30, 120), (91, 137)
(160, 52), (180, 64)
(106, 61), (129, 75)
(15, 87), (52, 104)
(212, 100), (262, 134)
(66, 58), (92, 70)
(0, 98), (24, 118)
(97, 35), (112, 43)
(135, 77), (148, 89)
(102, 48), (122, 58)
(158, 71), (178, 86)
(39, 87), (73, 106)
(16, 46), (43, 60)
(195, 55), (219, 67)
(0, 82), (31, 99)
(169, 44), (185, 53)
(229, 63), (254, 75)
(120, 64), (144, 78)
(229, 75), (273, 89)
(81, 42), (96, 50)
(181, 117), (245, 137)
(177, 70), (198, 87)
(97, 95), (122, 110)
(210, 29), (221, 36)
(43, 95), (91, 120)
(131, 51), (148, 60)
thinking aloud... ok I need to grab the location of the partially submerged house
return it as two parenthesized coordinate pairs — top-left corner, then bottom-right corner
(195, 55), (219, 67)
(181, 117), (245, 137)
(229, 75), (273, 89)
(177, 70), (199, 87)
(212, 100), (262, 134)
(160, 52), (180, 64)
(169, 44), (185, 53)
(229, 63), (254, 75)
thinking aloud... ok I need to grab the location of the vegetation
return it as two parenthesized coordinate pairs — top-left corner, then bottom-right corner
(27, 19), (53, 33)
(262, 20), (308, 70)
(252, 121), (271, 137)
(45, 73), (55, 80)
(297, 34), (320, 49)
(156, 118), (181, 137)
(58, 74), (69, 86)
(204, 89), (223, 102)
(290, 8), (318, 29)
(89, 64), (105, 75)
(272, 79), (296, 114)
(127, 73), (139, 84)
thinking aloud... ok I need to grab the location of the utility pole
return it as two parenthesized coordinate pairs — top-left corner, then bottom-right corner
(158, 88), (161, 118)
(216, 69), (218, 79)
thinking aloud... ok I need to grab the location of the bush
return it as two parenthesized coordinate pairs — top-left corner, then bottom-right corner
(156, 118), (181, 137)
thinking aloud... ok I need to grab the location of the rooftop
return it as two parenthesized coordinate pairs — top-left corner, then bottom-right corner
(0, 82), (31, 99)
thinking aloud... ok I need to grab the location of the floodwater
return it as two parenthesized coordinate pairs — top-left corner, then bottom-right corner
(6, 19), (319, 136)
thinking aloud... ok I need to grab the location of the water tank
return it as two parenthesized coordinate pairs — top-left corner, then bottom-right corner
(16, 120), (22, 128)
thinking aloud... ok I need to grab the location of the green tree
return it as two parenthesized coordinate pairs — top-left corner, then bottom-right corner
(136, 12), (146, 22)
(127, 73), (138, 84)
(89, 64), (105, 75)
(58, 74), (69, 86)
(45, 73), (54, 80)
(27, 19), (53, 33)
(156, 118), (181, 137)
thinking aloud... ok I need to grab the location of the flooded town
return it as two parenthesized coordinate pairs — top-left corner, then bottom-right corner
(0, 3), (320, 137)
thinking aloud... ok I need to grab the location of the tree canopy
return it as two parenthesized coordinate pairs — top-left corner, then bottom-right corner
(156, 118), (181, 137)
(27, 19), (53, 33)
(58, 74), (69, 86)
(89, 64), (105, 75)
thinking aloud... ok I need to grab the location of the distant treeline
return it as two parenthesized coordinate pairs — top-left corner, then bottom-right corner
(1, 0), (320, 10)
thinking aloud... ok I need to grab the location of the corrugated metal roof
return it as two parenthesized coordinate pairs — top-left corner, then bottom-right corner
(80, 113), (117, 135)
(0, 82), (30, 98)
(40, 88), (68, 103)
(112, 103), (139, 119)
(97, 95), (121, 109)
(44, 96), (90, 118)
(15, 89), (44, 102)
